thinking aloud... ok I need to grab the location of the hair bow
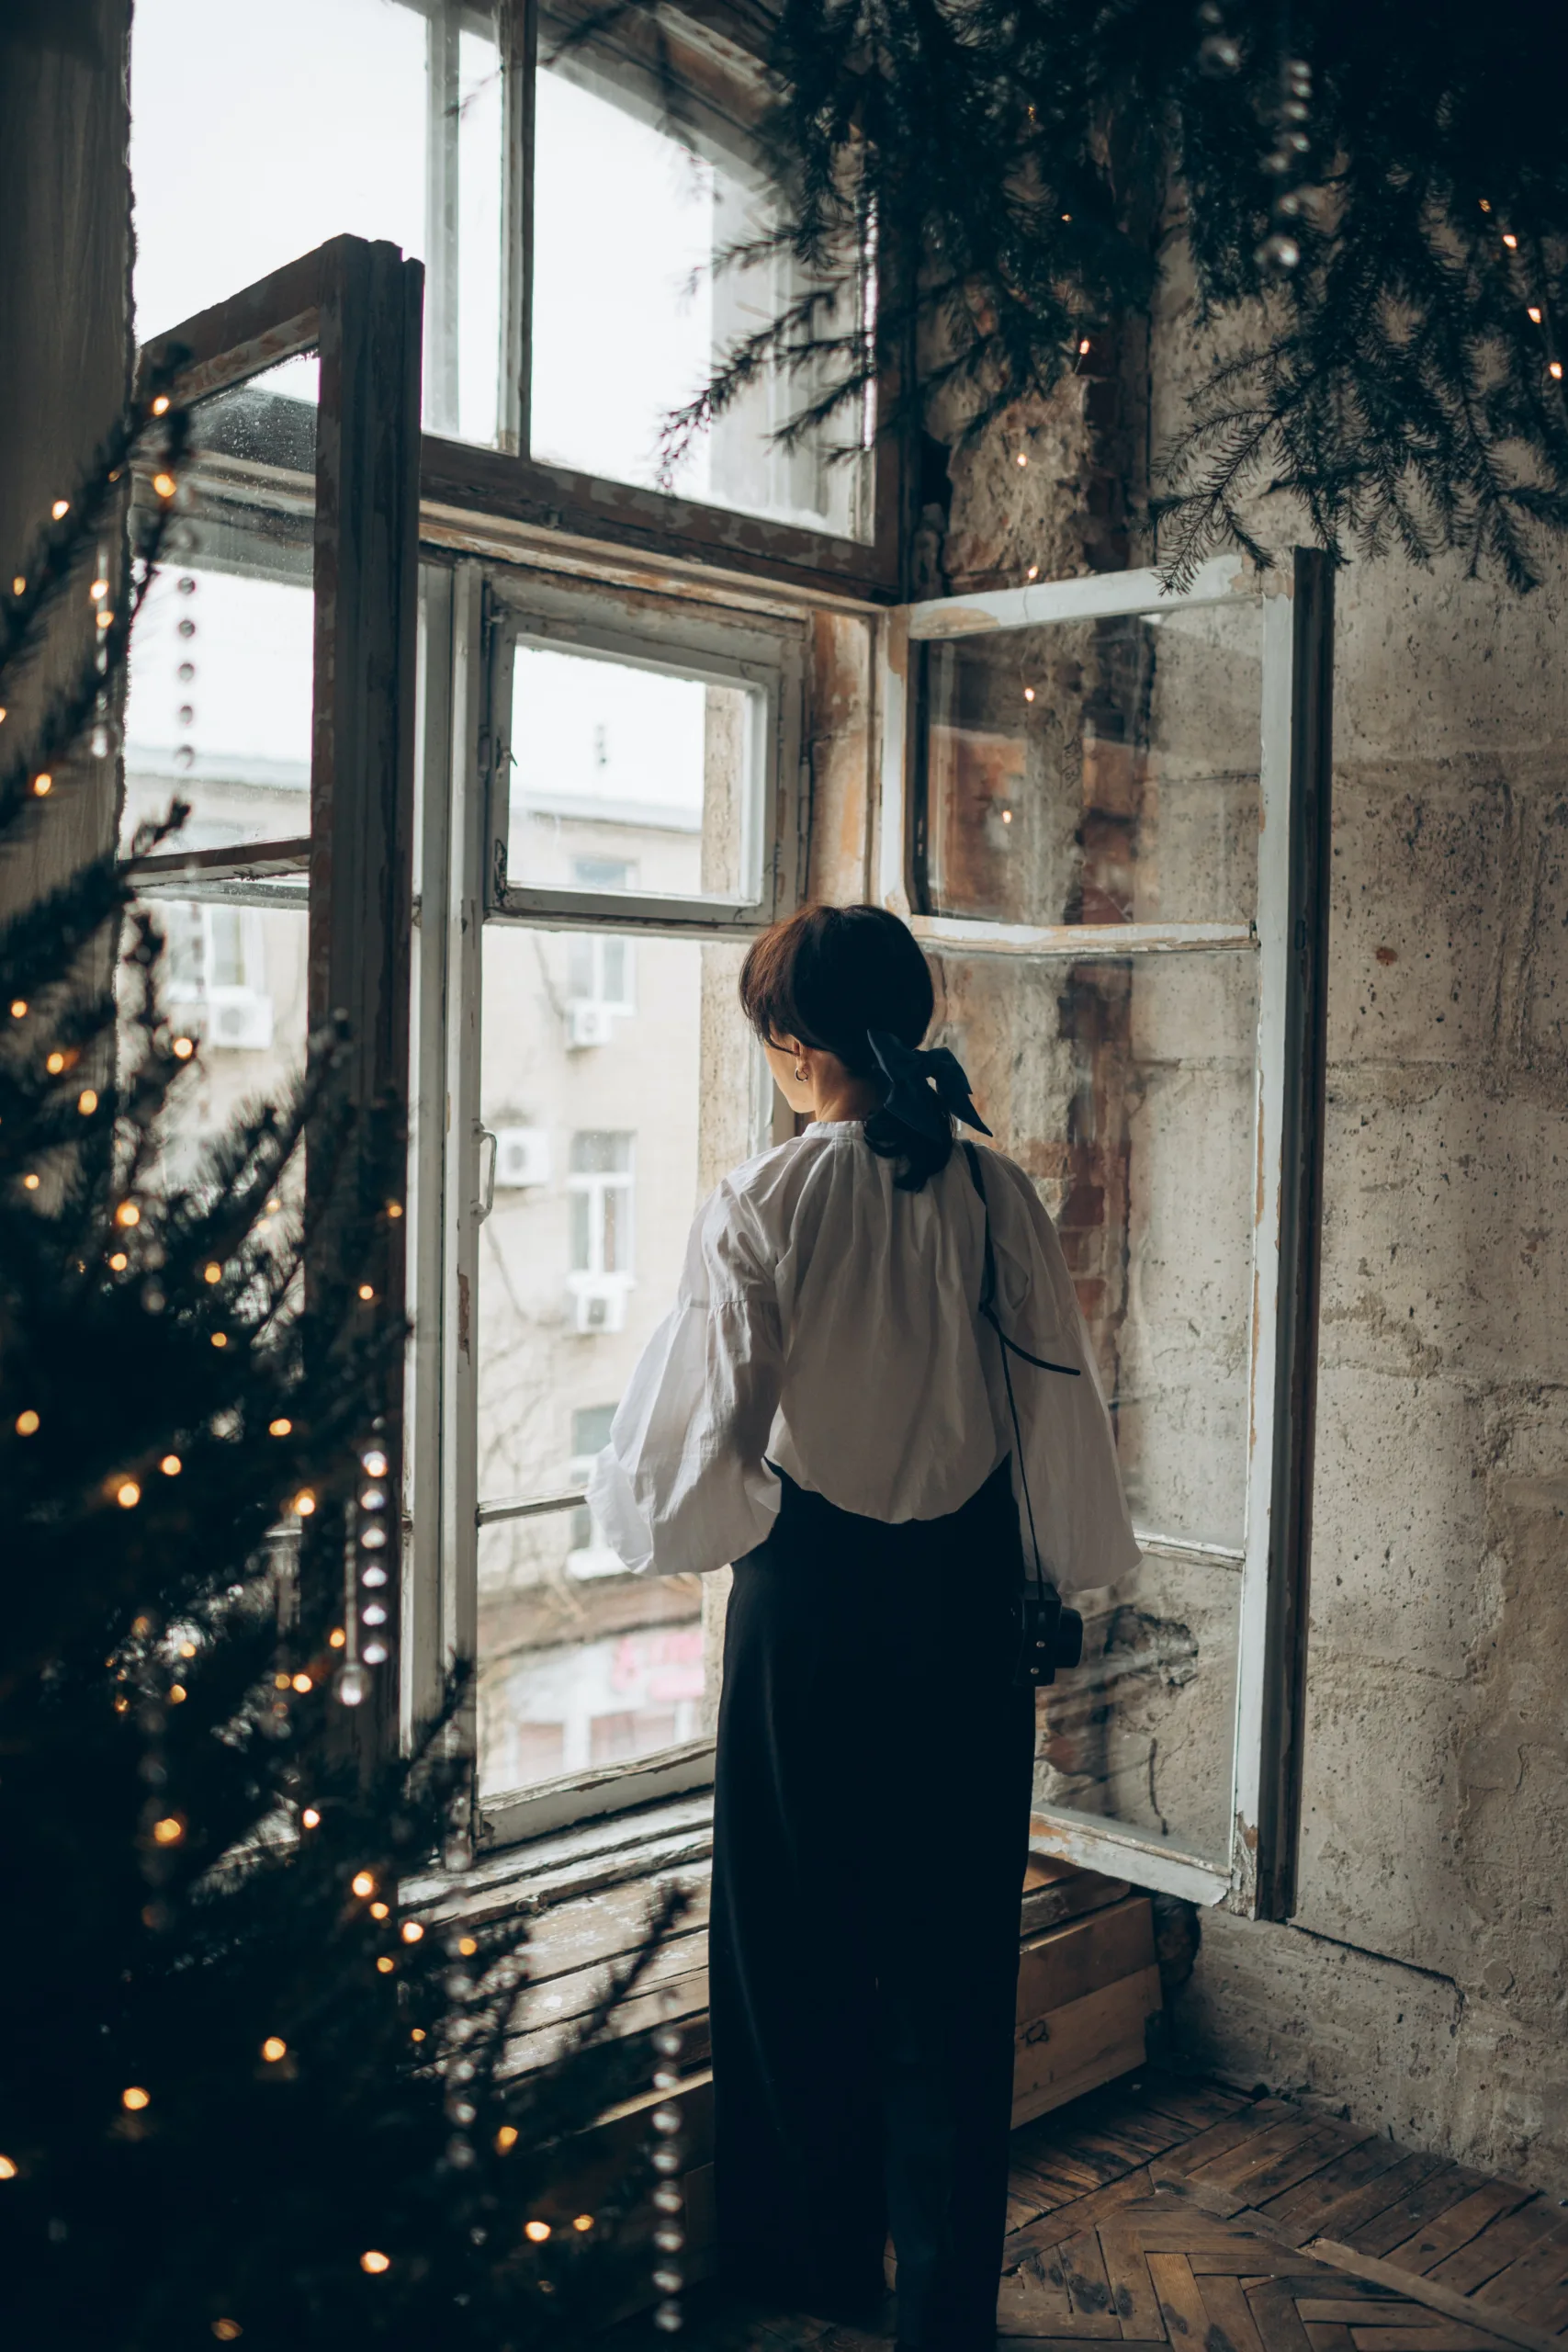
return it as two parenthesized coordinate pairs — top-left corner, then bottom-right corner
(866, 1030), (993, 1141)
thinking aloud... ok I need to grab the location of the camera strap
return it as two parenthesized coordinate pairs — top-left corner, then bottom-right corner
(961, 1141), (1080, 1602)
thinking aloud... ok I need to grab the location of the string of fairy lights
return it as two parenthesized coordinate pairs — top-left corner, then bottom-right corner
(2, 390), (689, 2341)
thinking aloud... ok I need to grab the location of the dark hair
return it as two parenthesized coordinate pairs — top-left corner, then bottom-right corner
(738, 903), (950, 1191)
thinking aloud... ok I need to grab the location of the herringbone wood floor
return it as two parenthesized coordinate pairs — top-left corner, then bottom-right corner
(617, 2071), (1568, 2352)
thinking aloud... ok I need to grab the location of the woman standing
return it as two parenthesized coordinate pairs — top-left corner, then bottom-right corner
(589, 904), (1138, 2351)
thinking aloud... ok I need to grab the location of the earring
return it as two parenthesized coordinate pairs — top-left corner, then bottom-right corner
(794, 1061), (806, 1082)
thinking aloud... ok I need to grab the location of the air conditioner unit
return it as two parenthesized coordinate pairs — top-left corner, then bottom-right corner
(492, 1126), (551, 1188)
(206, 989), (275, 1051)
(568, 1274), (629, 1335)
(566, 1001), (615, 1050)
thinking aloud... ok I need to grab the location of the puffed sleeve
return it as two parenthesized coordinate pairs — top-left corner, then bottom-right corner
(983, 1151), (1142, 1597)
(585, 1179), (784, 1577)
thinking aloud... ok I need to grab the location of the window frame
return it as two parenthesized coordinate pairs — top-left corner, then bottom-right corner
(130, 235), (425, 1760)
(484, 569), (807, 933)
(412, 554), (803, 1853)
(877, 550), (1334, 1922)
(412, 0), (909, 603)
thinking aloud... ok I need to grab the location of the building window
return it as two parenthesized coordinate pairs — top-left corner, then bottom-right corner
(568, 1130), (633, 1278)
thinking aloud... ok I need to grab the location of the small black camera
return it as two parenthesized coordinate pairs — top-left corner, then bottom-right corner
(1012, 1583), (1085, 1690)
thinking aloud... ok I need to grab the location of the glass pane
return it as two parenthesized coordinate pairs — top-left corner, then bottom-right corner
(123, 894), (310, 1193)
(532, 15), (870, 537)
(474, 925), (760, 1798)
(507, 642), (761, 899)
(123, 357), (318, 859)
(920, 600), (1264, 928)
(933, 945), (1258, 1864)
(130, 0), (502, 443)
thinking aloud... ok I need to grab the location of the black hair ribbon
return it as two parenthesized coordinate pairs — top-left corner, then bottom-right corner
(866, 1028), (993, 1141)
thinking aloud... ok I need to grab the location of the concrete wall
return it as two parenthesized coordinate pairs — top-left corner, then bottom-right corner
(0, 0), (131, 914)
(919, 232), (1568, 2193)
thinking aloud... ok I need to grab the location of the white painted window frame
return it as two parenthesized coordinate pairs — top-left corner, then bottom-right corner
(406, 558), (807, 1853)
(877, 550), (1334, 1921)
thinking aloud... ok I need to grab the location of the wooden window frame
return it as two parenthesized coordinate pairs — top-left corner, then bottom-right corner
(877, 550), (1335, 1922)
(411, 0), (908, 605)
(132, 235), (424, 1759)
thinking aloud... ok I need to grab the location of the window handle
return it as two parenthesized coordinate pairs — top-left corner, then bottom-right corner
(477, 1126), (498, 1224)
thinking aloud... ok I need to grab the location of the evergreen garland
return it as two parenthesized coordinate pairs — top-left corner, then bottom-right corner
(648, 0), (1568, 589)
(0, 387), (683, 2346)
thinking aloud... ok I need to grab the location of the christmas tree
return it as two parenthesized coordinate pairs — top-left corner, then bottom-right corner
(0, 378), (685, 2348)
(635, 0), (1568, 591)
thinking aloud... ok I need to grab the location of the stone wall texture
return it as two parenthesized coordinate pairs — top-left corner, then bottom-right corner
(1153, 247), (1568, 2190)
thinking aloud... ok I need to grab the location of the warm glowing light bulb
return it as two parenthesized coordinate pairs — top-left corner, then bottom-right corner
(361, 2251), (390, 2275)
(293, 1490), (316, 1517)
(1529, 306), (1543, 323)
(172, 1035), (195, 1058)
(152, 471), (176, 499)
(168, 1683), (186, 1704)
(23, 1173), (40, 1192)
(458, 1937), (478, 1958)
(117, 1479), (141, 1509)
(352, 1871), (376, 1897)
(108, 1251), (128, 1271)
(1503, 232), (1518, 249)
(1552, 361), (1564, 380)
(9, 1000), (25, 1017)
(32, 773), (51, 796)
(152, 1816), (183, 1845)
(386, 1200), (402, 1218)
(203, 1261), (222, 1284)
(329, 1627), (346, 1648)
(301, 1807), (321, 1828)
(1026, 564), (1039, 580)
(179, 1641), (196, 1657)
(268, 1418), (292, 1437)
(16, 1409), (39, 1435)
(212, 2321), (243, 2342)
(116, 1202), (141, 1227)
(411, 2028), (426, 2043)
(525, 2220), (552, 2243)
(573, 2214), (594, 2233)
(496, 2125), (518, 2152)
(1015, 451), (1028, 467)
(121, 2086), (151, 2111)
(1023, 686), (1036, 702)
(400, 1921), (423, 1944)
(291, 1671), (312, 1694)
(376, 1956), (394, 1973)
(90, 577), (108, 600)
(152, 393), (171, 416)
(211, 1332), (228, 1349)
(45, 1050), (65, 1074)
(160, 1454), (181, 1476)
(51, 498), (69, 519)
(0, 2155), (17, 2179)
(370, 1900), (389, 1919)
(78, 1088), (98, 1114)
(357, 1283), (375, 1302)
(1078, 337), (1092, 356)
(275, 1673), (292, 1690)
(262, 2037), (287, 2063)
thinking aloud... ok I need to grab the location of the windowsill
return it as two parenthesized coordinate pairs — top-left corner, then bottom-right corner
(405, 1782), (715, 1929)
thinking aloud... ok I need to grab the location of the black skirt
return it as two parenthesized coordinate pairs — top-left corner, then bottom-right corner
(709, 1457), (1035, 2350)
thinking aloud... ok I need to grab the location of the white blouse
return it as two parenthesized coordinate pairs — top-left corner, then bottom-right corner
(587, 1122), (1140, 1596)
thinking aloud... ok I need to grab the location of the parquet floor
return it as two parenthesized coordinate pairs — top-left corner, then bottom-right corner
(625, 2070), (1568, 2352)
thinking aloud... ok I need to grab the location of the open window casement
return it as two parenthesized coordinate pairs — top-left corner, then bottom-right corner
(128, 236), (423, 1747)
(878, 551), (1334, 1920)
(411, 560), (806, 1849)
